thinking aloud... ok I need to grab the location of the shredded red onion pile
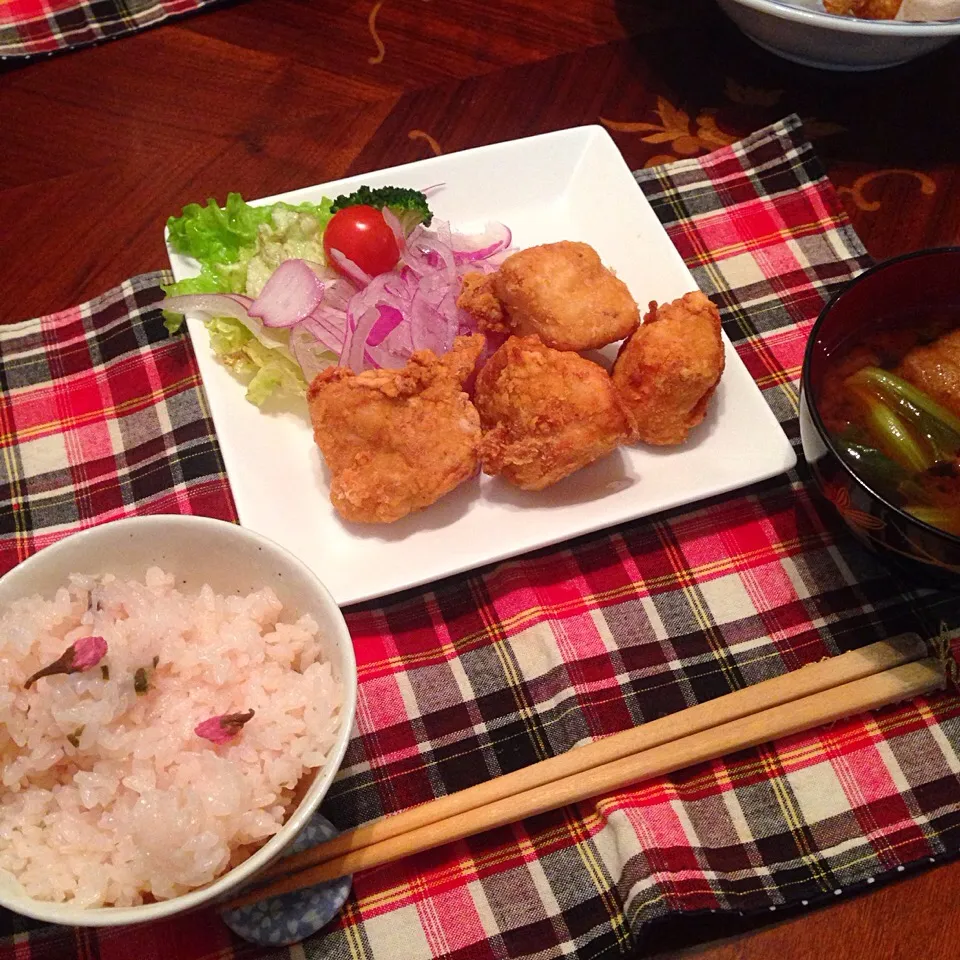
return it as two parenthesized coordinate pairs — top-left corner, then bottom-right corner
(163, 215), (512, 385)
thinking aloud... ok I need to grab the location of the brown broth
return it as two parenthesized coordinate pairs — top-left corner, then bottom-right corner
(817, 312), (960, 534)
(819, 311), (960, 436)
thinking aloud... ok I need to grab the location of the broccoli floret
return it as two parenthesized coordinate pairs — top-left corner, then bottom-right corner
(330, 185), (433, 233)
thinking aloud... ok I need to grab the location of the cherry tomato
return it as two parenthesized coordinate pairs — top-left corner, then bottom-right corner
(323, 205), (399, 278)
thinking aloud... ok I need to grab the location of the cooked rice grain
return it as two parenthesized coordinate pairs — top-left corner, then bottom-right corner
(0, 567), (341, 907)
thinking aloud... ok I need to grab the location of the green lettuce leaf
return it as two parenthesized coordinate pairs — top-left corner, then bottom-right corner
(166, 192), (274, 265)
(200, 317), (307, 407)
(240, 338), (308, 407)
(165, 192), (334, 292)
(163, 192), (336, 403)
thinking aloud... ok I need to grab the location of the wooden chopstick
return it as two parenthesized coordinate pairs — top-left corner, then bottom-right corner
(261, 636), (926, 880)
(222, 637), (941, 911)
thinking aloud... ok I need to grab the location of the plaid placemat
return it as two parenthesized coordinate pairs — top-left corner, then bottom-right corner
(2, 114), (960, 960)
(0, 272), (237, 571)
(0, 0), (221, 59)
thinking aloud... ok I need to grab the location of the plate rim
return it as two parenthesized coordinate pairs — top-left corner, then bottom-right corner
(165, 126), (797, 606)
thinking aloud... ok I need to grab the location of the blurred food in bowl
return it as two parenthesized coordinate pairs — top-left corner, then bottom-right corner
(825, 0), (960, 18)
(824, 0), (904, 18)
(799, 248), (960, 588)
(715, 0), (960, 70)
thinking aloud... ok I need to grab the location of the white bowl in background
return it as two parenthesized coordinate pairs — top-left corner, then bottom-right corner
(716, 0), (960, 70)
(0, 514), (357, 927)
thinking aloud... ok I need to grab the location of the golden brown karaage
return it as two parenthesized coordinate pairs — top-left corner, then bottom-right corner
(612, 291), (725, 446)
(307, 335), (485, 523)
(896, 327), (960, 419)
(458, 241), (640, 351)
(823, 0), (902, 18)
(457, 273), (507, 333)
(474, 335), (633, 490)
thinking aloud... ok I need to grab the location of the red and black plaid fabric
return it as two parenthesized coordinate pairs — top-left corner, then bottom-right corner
(0, 0), (218, 59)
(0, 272), (236, 573)
(2, 115), (960, 960)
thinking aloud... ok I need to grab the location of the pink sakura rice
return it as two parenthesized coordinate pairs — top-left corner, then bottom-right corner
(0, 567), (342, 907)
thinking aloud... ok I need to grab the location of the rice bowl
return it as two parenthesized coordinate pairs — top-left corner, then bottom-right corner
(0, 515), (357, 927)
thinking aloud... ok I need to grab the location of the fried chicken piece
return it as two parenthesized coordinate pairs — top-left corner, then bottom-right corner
(457, 272), (508, 333)
(858, 0), (902, 17)
(896, 327), (960, 419)
(458, 241), (640, 351)
(823, 0), (902, 17)
(474, 335), (632, 490)
(307, 335), (485, 523)
(612, 291), (725, 446)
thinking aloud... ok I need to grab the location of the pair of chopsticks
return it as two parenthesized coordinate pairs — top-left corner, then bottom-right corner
(224, 635), (944, 911)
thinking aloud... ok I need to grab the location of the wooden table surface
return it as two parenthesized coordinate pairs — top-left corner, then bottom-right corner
(2, 0), (959, 955)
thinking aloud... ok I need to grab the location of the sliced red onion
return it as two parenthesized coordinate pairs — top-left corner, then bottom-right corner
(169, 215), (514, 394)
(248, 260), (325, 328)
(368, 304), (404, 347)
(409, 278), (455, 355)
(397, 230), (431, 277)
(434, 219), (453, 251)
(366, 324), (414, 368)
(163, 291), (297, 362)
(451, 222), (512, 263)
(380, 207), (406, 247)
(161, 293), (255, 322)
(303, 259), (340, 281)
(321, 278), (356, 314)
(329, 248), (372, 288)
(250, 216), (519, 377)
(417, 236), (457, 285)
(290, 321), (337, 383)
(348, 273), (407, 318)
(305, 308), (347, 353)
(341, 303), (382, 372)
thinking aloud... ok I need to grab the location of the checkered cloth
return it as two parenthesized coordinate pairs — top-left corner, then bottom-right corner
(0, 0), (219, 59)
(2, 114), (960, 960)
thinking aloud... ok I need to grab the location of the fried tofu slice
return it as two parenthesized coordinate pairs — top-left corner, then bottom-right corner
(896, 328), (960, 419)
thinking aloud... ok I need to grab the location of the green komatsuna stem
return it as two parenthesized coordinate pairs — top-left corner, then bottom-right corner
(835, 437), (908, 490)
(849, 367), (960, 459)
(845, 382), (934, 473)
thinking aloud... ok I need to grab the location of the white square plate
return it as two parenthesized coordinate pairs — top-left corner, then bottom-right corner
(166, 126), (796, 607)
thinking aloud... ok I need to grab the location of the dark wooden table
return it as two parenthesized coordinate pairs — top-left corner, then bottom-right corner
(2, 0), (959, 955)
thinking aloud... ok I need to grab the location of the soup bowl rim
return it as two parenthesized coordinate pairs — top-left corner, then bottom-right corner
(801, 244), (960, 550)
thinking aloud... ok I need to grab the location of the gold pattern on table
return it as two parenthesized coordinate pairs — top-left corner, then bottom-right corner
(408, 129), (443, 156)
(642, 154), (678, 169)
(602, 88), (845, 170)
(801, 118), (846, 139)
(724, 78), (784, 107)
(600, 97), (738, 156)
(838, 169), (937, 212)
(367, 0), (432, 65)
(722, 79), (846, 140)
(368, 0), (386, 64)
